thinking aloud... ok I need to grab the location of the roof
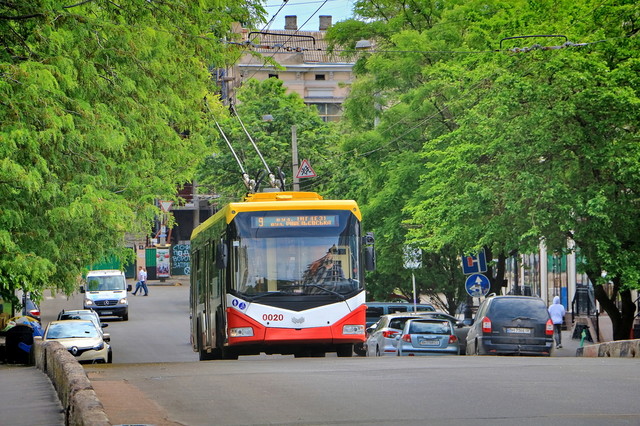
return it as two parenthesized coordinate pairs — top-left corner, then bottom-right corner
(86, 270), (124, 277)
(241, 30), (356, 64)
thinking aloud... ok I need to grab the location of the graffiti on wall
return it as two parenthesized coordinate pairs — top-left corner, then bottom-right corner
(172, 243), (191, 275)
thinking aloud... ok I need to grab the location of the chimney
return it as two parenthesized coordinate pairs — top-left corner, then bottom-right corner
(319, 15), (332, 31)
(285, 15), (297, 30)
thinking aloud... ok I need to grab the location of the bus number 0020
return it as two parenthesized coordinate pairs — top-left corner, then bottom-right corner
(263, 313), (284, 322)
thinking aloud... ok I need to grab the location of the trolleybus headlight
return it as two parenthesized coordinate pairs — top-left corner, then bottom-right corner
(230, 327), (254, 337)
(342, 325), (365, 335)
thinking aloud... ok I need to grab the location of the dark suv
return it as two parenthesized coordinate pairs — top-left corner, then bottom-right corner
(465, 295), (553, 356)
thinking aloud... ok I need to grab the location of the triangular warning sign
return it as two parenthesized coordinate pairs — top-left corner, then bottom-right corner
(159, 200), (174, 212)
(296, 159), (317, 178)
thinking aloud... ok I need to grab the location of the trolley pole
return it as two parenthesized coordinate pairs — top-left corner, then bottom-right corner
(291, 125), (300, 191)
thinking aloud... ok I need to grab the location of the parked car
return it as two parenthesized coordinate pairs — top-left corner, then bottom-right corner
(366, 312), (439, 357)
(466, 295), (553, 356)
(14, 291), (41, 322)
(43, 320), (112, 363)
(57, 309), (108, 334)
(354, 302), (436, 356)
(415, 312), (470, 355)
(396, 318), (460, 356)
(365, 302), (436, 328)
(22, 295), (41, 322)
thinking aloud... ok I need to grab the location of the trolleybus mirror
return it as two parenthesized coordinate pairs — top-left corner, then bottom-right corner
(365, 246), (376, 271)
(216, 244), (228, 269)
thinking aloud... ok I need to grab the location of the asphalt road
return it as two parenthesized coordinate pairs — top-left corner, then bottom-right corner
(39, 282), (640, 426)
(40, 279), (198, 363)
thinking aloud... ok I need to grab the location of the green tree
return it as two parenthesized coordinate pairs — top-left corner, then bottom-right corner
(0, 1), (264, 305)
(197, 78), (340, 202)
(331, 0), (640, 339)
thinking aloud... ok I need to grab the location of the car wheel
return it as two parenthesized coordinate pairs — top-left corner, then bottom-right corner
(475, 340), (480, 355)
(122, 312), (129, 321)
(376, 346), (381, 357)
(107, 349), (113, 364)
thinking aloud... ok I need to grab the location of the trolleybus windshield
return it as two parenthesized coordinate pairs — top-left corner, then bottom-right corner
(231, 210), (362, 298)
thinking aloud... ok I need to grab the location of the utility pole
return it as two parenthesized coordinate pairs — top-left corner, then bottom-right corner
(291, 125), (300, 191)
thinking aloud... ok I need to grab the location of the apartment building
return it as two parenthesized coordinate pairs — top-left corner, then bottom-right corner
(218, 15), (356, 122)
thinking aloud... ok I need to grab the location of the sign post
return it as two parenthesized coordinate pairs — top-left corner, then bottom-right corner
(460, 248), (489, 322)
(403, 246), (422, 312)
(465, 273), (490, 298)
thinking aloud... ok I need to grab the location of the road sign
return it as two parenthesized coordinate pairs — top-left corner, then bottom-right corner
(159, 200), (174, 212)
(296, 159), (316, 178)
(403, 246), (422, 269)
(465, 273), (491, 298)
(461, 249), (487, 275)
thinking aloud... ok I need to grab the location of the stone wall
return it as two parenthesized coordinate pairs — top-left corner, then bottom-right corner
(33, 338), (110, 425)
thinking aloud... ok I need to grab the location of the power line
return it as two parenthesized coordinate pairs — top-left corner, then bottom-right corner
(244, 0), (330, 81)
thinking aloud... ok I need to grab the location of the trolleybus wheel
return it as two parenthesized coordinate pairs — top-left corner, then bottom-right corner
(336, 344), (353, 357)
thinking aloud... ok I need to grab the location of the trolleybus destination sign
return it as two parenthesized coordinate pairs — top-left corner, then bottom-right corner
(251, 215), (339, 228)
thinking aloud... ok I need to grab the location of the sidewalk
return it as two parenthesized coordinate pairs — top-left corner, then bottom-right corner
(554, 314), (613, 357)
(127, 275), (190, 288)
(0, 364), (64, 426)
(553, 328), (583, 357)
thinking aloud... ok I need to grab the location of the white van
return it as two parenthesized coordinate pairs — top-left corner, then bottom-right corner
(80, 270), (131, 321)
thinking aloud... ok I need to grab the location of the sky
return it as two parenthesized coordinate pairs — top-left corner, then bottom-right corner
(261, 0), (355, 31)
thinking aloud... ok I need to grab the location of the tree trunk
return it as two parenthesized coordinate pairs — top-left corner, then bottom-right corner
(592, 277), (637, 341)
(488, 249), (506, 296)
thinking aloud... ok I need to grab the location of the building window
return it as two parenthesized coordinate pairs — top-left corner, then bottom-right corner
(315, 74), (326, 80)
(308, 103), (342, 122)
(268, 73), (279, 79)
(307, 88), (333, 98)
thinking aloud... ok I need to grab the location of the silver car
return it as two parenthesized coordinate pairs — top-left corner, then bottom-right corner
(57, 309), (106, 331)
(412, 312), (470, 355)
(43, 320), (112, 364)
(366, 312), (439, 357)
(396, 318), (460, 356)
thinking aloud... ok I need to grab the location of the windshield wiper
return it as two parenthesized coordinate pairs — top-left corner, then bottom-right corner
(299, 284), (346, 300)
(247, 291), (285, 301)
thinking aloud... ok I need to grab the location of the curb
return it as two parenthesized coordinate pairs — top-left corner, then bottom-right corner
(576, 338), (640, 357)
(33, 338), (110, 425)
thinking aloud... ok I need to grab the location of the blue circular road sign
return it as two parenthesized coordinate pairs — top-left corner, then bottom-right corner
(465, 273), (490, 298)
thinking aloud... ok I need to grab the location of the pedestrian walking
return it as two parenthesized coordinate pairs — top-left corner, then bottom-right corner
(548, 295), (566, 349)
(133, 266), (148, 296)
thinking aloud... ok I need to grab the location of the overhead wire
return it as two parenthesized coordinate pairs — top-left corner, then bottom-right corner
(244, 0), (330, 81)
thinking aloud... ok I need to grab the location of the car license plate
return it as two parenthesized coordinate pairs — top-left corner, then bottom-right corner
(101, 311), (112, 315)
(506, 327), (531, 334)
(419, 339), (439, 346)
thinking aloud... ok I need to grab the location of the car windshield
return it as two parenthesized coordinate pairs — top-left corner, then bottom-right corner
(491, 298), (549, 321)
(409, 321), (451, 335)
(86, 276), (126, 291)
(388, 318), (412, 330)
(46, 322), (99, 339)
(231, 210), (363, 298)
(59, 313), (99, 328)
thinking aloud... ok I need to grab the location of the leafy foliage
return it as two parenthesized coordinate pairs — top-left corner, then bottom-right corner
(196, 78), (340, 203)
(0, 0), (265, 304)
(329, 0), (640, 336)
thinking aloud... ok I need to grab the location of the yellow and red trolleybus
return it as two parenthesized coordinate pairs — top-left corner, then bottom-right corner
(189, 191), (374, 360)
